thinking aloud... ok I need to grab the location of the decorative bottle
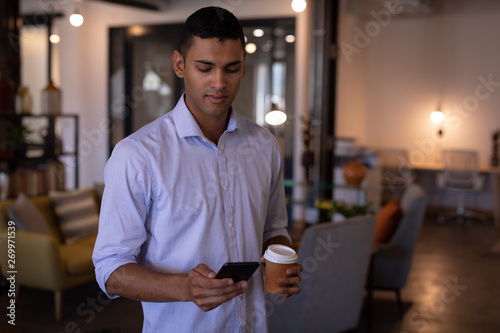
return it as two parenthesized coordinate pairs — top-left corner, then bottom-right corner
(41, 80), (61, 115)
(15, 85), (33, 115)
(46, 158), (66, 191)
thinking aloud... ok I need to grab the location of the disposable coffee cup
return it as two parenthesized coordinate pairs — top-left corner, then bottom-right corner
(263, 244), (298, 294)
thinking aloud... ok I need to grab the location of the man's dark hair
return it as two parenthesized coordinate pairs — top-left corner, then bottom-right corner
(179, 6), (245, 58)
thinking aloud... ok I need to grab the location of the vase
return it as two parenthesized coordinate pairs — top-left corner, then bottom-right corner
(343, 161), (367, 187)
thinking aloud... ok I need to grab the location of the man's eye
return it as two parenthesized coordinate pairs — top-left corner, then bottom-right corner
(197, 67), (211, 72)
(226, 67), (240, 73)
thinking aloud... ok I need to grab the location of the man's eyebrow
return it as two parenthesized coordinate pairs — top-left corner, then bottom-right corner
(194, 60), (242, 67)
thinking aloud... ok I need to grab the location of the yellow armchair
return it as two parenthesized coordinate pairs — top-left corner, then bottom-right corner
(0, 194), (97, 321)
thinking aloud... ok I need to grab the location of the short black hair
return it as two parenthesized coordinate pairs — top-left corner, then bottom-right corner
(179, 6), (245, 58)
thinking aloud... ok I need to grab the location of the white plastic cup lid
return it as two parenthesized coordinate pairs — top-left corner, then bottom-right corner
(264, 244), (298, 264)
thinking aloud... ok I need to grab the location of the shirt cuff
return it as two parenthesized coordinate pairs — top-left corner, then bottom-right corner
(263, 228), (291, 246)
(94, 256), (137, 299)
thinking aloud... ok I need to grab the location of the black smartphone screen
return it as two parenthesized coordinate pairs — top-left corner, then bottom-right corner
(215, 262), (260, 282)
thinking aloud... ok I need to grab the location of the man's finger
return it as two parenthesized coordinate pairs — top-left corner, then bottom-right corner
(193, 282), (248, 311)
(193, 264), (216, 278)
(286, 264), (303, 276)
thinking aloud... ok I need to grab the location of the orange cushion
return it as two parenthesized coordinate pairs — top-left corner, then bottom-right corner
(373, 199), (402, 244)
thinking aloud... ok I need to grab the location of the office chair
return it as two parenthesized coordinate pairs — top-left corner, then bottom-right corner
(436, 149), (489, 224)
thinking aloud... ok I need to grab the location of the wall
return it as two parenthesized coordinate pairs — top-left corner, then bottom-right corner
(336, 0), (368, 144)
(20, 0), (309, 188)
(337, 0), (500, 168)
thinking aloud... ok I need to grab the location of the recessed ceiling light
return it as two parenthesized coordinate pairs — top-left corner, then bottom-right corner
(253, 29), (264, 37)
(245, 43), (257, 54)
(49, 34), (61, 43)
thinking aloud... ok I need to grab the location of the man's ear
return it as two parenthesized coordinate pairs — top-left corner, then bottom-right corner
(242, 53), (247, 79)
(172, 50), (185, 78)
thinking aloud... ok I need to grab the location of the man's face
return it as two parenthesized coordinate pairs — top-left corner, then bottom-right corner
(172, 37), (246, 120)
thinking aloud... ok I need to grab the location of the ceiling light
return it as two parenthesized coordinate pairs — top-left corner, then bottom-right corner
(129, 25), (148, 36)
(245, 43), (257, 54)
(253, 29), (264, 37)
(69, 12), (83, 27)
(285, 34), (296, 43)
(265, 104), (287, 126)
(291, 0), (307, 13)
(70, 0), (84, 27)
(49, 34), (61, 44)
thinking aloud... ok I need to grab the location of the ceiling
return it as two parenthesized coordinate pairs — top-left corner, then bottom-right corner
(89, 0), (170, 11)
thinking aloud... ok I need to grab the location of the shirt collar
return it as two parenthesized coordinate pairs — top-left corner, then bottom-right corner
(173, 94), (239, 139)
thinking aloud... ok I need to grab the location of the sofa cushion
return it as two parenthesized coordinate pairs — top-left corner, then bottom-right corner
(373, 198), (403, 244)
(49, 187), (99, 245)
(61, 235), (97, 275)
(6, 193), (53, 235)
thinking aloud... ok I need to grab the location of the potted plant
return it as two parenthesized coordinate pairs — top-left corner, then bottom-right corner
(1, 121), (31, 159)
(314, 199), (372, 222)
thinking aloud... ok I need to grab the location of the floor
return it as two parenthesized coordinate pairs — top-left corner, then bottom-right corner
(353, 214), (500, 333)
(1, 214), (500, 333)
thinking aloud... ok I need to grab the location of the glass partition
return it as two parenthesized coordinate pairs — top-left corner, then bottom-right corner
(108, 18), (296, 178)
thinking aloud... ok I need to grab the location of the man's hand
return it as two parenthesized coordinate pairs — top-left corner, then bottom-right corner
(260, 257), (303, 298)
(185, 264), (248, 311)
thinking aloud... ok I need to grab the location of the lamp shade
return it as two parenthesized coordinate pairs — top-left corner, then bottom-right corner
(265, 110), (287, 126)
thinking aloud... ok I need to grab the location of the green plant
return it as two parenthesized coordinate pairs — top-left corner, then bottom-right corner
(314, 199), (372, 219)
(1, 121), (31, 148)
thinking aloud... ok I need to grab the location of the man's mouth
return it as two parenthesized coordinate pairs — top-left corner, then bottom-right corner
(207, 94), (227, 104)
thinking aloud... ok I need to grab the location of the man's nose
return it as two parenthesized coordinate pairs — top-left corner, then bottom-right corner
(211, 69), (226, 90)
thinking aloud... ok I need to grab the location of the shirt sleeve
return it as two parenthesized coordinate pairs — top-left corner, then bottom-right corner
(262, 135), (291, 245)
(92, 138), (154, 298)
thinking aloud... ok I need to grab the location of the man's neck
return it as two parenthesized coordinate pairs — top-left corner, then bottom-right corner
(193, 111), (230, 145)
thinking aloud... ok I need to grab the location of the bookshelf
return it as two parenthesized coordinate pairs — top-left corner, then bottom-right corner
(0, 114), (79, 198)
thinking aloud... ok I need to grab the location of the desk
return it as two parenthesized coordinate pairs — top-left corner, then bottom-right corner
(412, 162), (500, 253)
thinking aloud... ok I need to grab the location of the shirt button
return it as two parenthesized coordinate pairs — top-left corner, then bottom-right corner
(224, 186), (228, 191)
(229, 223), (234, 228)
(237, 295), (243, 301)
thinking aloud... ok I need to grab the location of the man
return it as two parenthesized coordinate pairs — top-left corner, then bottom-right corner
(93, 6), (302, 332)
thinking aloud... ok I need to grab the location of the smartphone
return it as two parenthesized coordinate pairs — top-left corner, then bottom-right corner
(215, 262), (260, 282)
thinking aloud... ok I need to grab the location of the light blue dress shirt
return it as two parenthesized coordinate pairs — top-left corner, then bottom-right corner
(92, 95), (290, 332)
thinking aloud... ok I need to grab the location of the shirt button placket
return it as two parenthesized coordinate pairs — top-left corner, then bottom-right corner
(218, 143), (238, 262)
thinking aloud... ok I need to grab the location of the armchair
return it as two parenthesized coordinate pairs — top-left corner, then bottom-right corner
(267, 216), (375, 333)
(369, 183), (427, 315)
(0, 194), (98, 321)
